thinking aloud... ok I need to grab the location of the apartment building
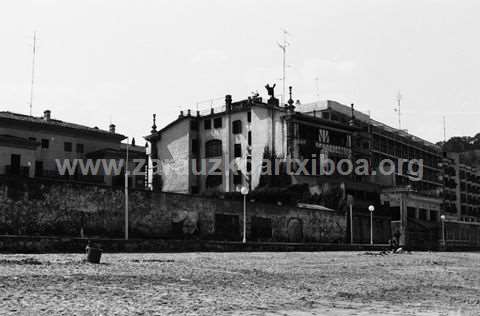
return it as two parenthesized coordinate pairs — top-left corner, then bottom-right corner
(441, 152), (480, 222)
(0, 109), (145, 188)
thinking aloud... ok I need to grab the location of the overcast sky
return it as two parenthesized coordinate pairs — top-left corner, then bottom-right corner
(1, 0), (479, 144)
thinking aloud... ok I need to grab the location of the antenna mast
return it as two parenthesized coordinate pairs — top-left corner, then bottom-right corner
(395, 92), (402, 130)
(315, 77), (320, 99)
(29, 31), (37, 116)
(443, 116), (447, 143)
(278, 29), (289, 106)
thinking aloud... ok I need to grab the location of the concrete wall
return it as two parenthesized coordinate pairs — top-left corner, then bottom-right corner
(0, 177), (346, 243)
(155, 119), (191, 193)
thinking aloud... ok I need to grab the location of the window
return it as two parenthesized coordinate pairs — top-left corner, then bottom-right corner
(191, 139), (199, 156)
(248, 131), (252, 146)
(233, 172), (242, 185)
(419, 208), (428, 221)
(35, 161), (43, 177)
(232, 120), (242, 134)
(76, 144), (84, 153)
(190, 120), (198, 130)
(430, 211), (438, 222)
(10, 154), (20, 171)
(213, 117), (222, 128)
(64, 142), (72, 152)
(41, 139), (49, 149)
(206, 169), (222, 188)
(407, 207), (416, 218)
(28, 137), (36, 142)
(205, 139), (222, 157)
(234, 144), (242, 158)
(247, 111), (252, 123)
(204, 119), (211, 130)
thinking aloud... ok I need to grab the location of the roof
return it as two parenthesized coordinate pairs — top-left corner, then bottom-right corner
(289, 111), (359, 132)
(0, 111), (126, 140)
(299, 100), (441, 151)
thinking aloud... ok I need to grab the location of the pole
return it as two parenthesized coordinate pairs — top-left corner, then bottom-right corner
(125, 138), (129, 240)
(397, 92), (402, 130)
(441, 219), (445, 247)
(349, 204), (353, 244)
(242, 194), (247, 244)
(29, 31), (37, 116)
(370, 211), (373, 245)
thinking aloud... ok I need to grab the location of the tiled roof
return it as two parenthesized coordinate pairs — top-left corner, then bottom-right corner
(0, 111), (126, 139)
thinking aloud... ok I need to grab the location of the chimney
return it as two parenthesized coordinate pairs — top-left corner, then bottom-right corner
(187, 109), (191, 116)
(109, 123), (116, 133)
(196, 110), (200, 117)
(179, 110), (184, 118)
(225, 95), (232, 111)
(43, 110), (51, 120)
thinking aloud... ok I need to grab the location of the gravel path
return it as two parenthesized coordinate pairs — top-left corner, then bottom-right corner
(0, 251), (479, 315)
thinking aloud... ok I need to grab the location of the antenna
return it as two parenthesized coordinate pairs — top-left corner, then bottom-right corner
(29, 31), (37, 116)
(277, 29), (290, 106)
(394, 92), (402, 129)
(443, 116), (447, 143)
(314, 77), (320, 99)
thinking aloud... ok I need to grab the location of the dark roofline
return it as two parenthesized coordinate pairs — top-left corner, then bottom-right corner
(289, 112), (360, 132)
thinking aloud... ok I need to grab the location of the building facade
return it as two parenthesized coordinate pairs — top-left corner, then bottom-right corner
(146, 88), (363, 195)
(441, 152), (480, 222)
(0, 109), (145, 188)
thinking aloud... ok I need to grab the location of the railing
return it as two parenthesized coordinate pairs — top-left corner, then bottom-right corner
(4, 165), (30, 177)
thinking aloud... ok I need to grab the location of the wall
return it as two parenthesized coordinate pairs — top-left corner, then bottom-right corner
(0, 177), (346, 243)
(444, 220), (480, 249)
(156, 119), (191, 193)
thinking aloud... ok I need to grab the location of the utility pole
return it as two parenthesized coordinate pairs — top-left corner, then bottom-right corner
(278, 29), (289, 106)
(395, 92), (402, 130)
(29, 31), (37, 116)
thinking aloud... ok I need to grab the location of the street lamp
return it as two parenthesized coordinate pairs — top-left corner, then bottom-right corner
(241, 186), (249, 244)
(368, 205), (375, 245)
(125, 137), (130, 241)
(440, 214), (446, 247)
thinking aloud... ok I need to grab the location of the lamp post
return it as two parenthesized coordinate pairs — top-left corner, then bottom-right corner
(368, 205), (375, 245)
(241, 186), (249, 244)
(440, 214), (446, 247)
(125, 138), (129, 240)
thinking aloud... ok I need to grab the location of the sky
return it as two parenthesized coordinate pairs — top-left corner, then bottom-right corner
(1, 0), (480, 145)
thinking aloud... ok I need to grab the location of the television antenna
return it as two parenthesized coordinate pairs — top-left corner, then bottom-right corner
(394, 92), (402, 129)
(29, 31), (37, 116)
(277, 29), (290, 106)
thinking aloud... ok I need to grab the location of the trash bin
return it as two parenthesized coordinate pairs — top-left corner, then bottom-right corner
(86, 247), (102, 264)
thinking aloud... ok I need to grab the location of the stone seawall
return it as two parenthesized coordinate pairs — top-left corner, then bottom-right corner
(0, 177), (347, 243)
(0, 235), (390, 253)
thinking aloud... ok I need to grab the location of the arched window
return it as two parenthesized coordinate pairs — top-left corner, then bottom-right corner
(205, 139), (222, 157)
